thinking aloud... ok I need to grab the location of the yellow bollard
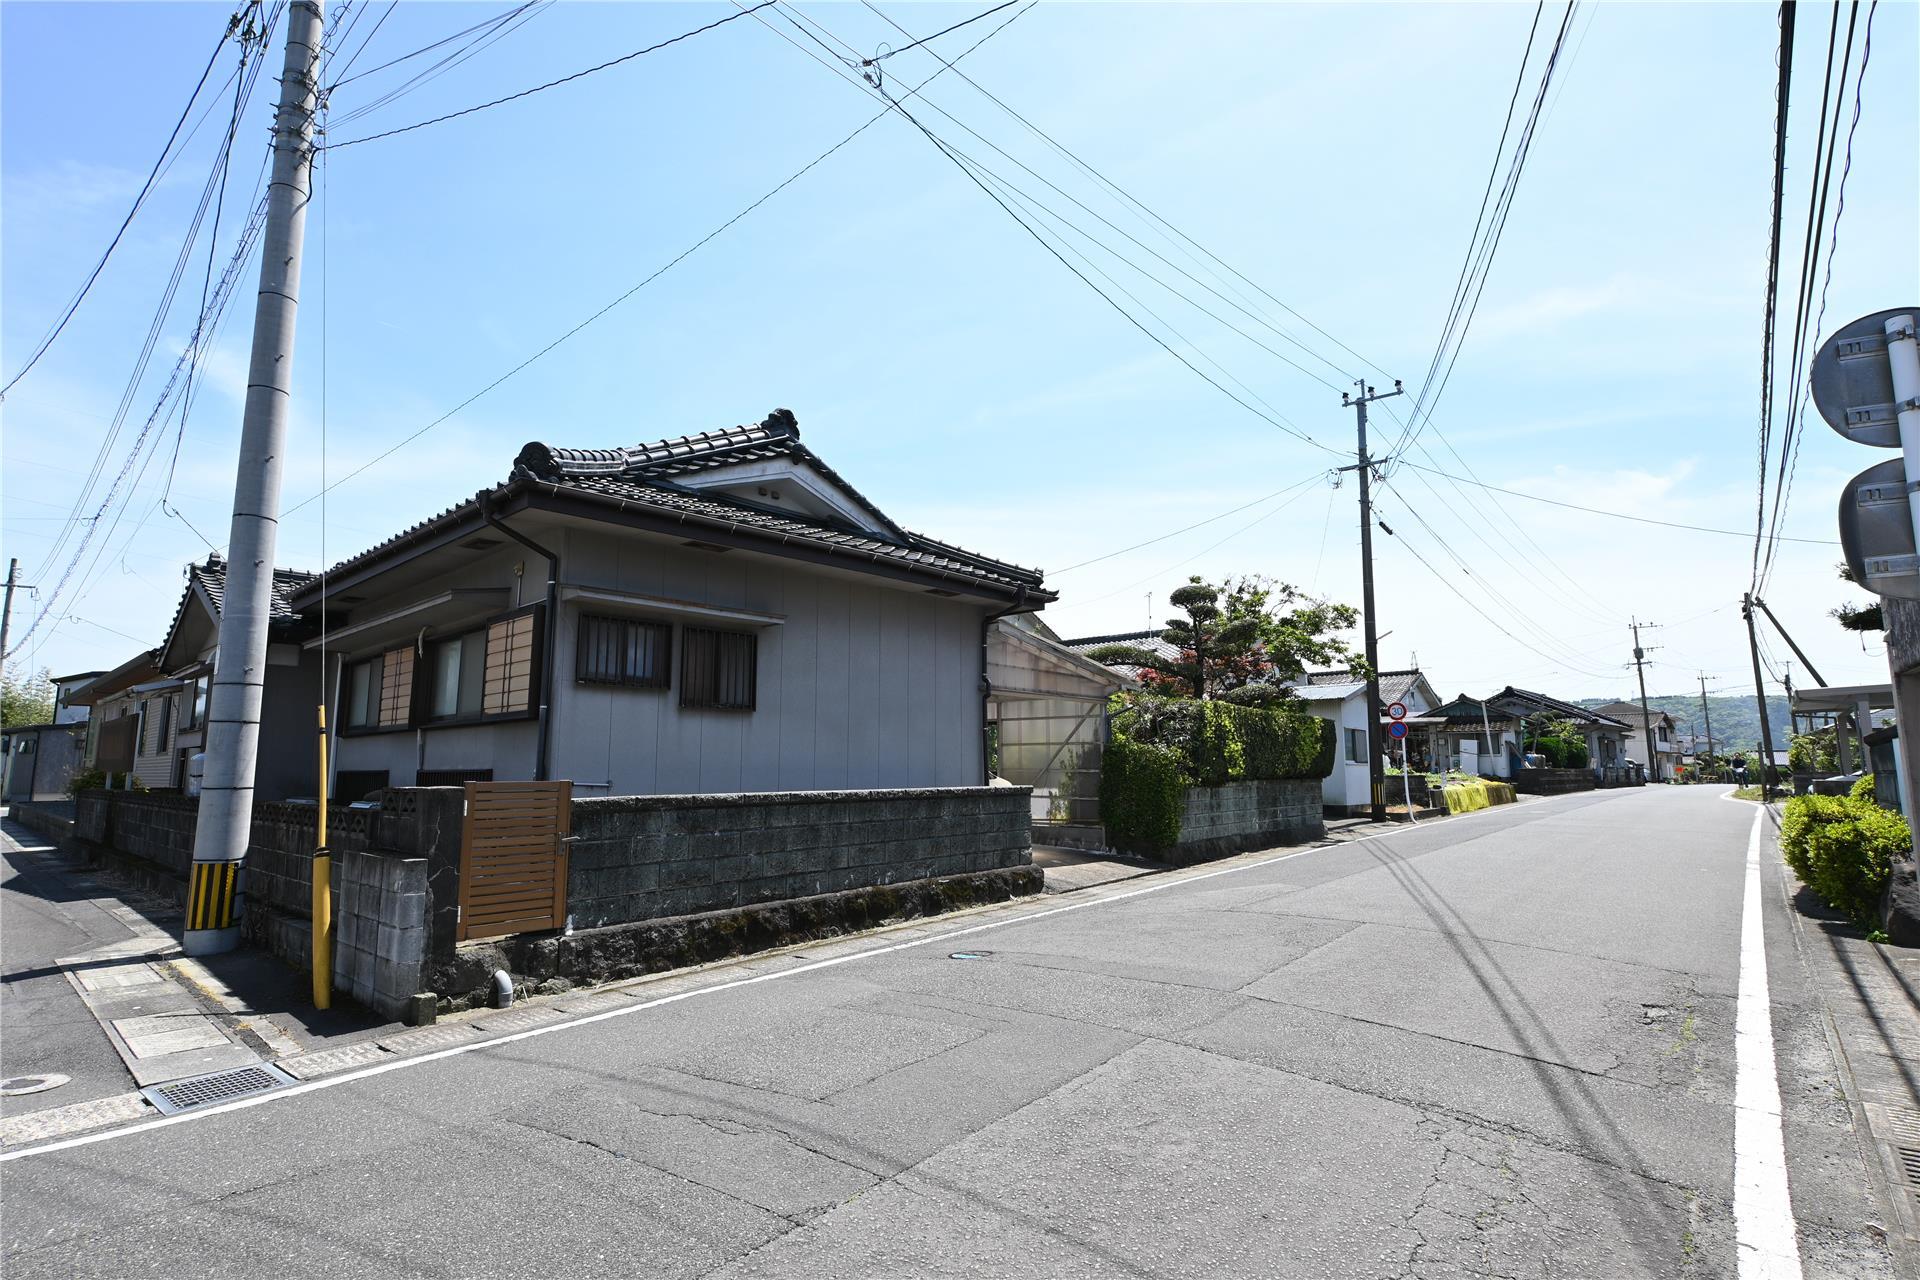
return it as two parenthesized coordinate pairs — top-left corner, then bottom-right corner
(312, 705), (332, 1010)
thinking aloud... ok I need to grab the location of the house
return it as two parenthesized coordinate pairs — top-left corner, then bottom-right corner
(49, 670), (105, 724)
(1059, 630), (1181, 683)
(1589, 700), (1678, 781)
(291, 410), (1053, 797)
(69, 648), (178, 788)
(1284, 669), (1441, 813)
(154, 554), (321, 801)
(1421, 687), (1635, 780)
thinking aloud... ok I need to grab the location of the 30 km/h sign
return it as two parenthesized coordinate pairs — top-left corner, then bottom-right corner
(1387, 702), (1407, 720)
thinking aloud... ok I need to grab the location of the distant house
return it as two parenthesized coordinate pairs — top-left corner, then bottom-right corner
(154, 555), (321, 800)
(1285, 669), (1440, 813)
(49, 670), (105, 725)
(1060, 630), (1180, 684)
(291, 410), (1052, 797)
(1589, 700), (1677, 781)
(1422, 687), (1635, 780)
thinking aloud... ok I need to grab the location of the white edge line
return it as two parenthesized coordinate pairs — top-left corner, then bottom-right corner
(1733, 801), (1804, 1278)
(1, 788), (1593, 1162)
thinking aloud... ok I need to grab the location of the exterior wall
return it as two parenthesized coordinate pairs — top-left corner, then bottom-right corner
(3, 726), (86, 801)
(1299, 694), (1372, 812)
(1161, 779), (1323, 864)
(129, 689), (183, 789)
(566, 786), (1031, 929)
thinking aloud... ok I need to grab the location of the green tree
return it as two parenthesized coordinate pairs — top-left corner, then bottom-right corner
(2, 667), (56, 728)
(1088, 575), (1361, 701)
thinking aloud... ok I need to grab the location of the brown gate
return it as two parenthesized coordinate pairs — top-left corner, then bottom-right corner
(457, 781), (571, 941)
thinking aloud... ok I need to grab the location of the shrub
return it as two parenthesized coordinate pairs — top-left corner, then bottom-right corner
(1851, 774), (1876, 803)
(67, 767), (107, 797)
(1110, 694), (1332, 785)
(1100, 733), (1186, 851)
(1780, 793), (1910, 928)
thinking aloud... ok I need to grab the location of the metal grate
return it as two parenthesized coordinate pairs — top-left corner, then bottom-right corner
(141, 1064), (295, 1116)
(1885, 1108), (1920, 1144)
(1899, 1147), (1920, 1186)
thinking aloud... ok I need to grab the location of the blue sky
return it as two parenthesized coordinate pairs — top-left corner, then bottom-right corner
(4, 1), (1915, 719)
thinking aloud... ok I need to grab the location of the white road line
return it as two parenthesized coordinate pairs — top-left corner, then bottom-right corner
(1734, 803), (1803, 1279)
(0, 788), (1596, 1162)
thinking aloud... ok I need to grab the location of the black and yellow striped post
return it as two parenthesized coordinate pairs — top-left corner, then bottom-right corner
(186, 860), (242, 935)
(312, 704), (332, 1009)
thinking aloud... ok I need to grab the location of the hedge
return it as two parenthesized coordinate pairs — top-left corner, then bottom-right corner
(1779, 793), (1910, 929)
(1101, 695), (1334, 851)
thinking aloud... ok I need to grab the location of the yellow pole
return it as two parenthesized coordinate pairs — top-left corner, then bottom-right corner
(312, 704), (332, 1009)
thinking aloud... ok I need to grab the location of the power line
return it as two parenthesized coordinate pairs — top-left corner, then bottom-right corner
(862, 0), (1017, 64)
(327, 2), (776, 149)
(275, 1), (1037, 523)
(1395, 460), (1841, 544)
(1751, 1), (1797, 589)
(326, 0), (537, 91)
(1052, 476), (1335, 575)
(326, 1), (551, 129)
(1, 8), (250, 398)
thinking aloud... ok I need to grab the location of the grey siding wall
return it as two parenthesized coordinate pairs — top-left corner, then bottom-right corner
(257, 647), (325, 800)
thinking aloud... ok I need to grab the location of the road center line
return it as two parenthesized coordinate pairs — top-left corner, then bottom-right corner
(1734, 803), (1803, 1279)
(0, 789), (1594, 1162)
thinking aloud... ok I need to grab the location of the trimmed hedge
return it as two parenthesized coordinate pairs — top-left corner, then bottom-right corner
(1101, 695), (1334, 851)
(1780, 793), (1910, 929)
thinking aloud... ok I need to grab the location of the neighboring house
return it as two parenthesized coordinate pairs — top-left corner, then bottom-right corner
(1285, 668), (1442, 812)
(1059, 630), (1182, 684)
(2, 722), (87, 802)
(1590, 700), (1677, 781)
(49, 670), (105, 725)
(155, 554), (321, 801)
(290, 410), (1053, 797)
(987, 613), (1134, 841)
(1423, 687), (1634, 779)
(70, 649), (178, 787)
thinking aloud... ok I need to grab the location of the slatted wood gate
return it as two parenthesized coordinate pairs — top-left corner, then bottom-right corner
(457, 781), (571, 942)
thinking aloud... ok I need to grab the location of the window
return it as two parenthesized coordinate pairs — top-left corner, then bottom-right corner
(681, 627), (756, 710)
(344, 646), (414, 730)
(575, 614), (671, 689)
(183, 675), (210, 731)
(428, 632), (488, 720)
(484, 613), (536, 714)
(147, 696), (172, 755)
(1345, 727), (1367, 764)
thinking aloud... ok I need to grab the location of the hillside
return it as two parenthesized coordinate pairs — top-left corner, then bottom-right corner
(1572, 694), (1790, 754)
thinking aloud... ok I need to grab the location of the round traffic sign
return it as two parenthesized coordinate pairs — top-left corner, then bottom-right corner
(1388, 721), (1408, 740)
(1387, 702), (1407, 720)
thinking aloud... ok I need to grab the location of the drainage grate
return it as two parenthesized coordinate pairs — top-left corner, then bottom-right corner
(1885, 1108), (1920, 1145)
(1899, 1147), (1920, 1186)
(141, 1063), (295, 1116)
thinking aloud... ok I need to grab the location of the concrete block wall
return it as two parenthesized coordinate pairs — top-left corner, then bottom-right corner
(1513, 768), (1596, 796)
(73, 791), (198, 878)
(332, 849), (430, 1021)
(566, 786), (1033, 930)
(1175, 779), (1323, 857)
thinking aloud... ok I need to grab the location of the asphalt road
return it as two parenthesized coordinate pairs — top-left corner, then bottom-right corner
(0, 826), (142, 1117)
(0, 787), (1893, 1278)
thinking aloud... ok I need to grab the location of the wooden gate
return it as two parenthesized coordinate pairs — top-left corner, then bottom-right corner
(457, 781), (571, 942)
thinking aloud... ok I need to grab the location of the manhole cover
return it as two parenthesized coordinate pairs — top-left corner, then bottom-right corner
(0, 1074), (70, 1096)
(949, 951), (994, 961)
(140, 1063), (296, 1116)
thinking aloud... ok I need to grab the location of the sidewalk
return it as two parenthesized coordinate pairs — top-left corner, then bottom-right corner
(1769, 803), (1920, 1275)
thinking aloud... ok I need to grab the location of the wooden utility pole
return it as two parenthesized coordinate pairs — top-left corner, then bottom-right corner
(1341, 378), (1404, 822)
(186, 0), (324, 956)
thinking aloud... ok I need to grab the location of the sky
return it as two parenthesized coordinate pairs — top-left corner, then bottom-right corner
(3, 0), (1916, 722)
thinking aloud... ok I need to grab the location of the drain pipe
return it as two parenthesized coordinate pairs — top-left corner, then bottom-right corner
(979, 585), (1030, 783)
(491, 969), (514, 1009)
(481, 503), (559, 782)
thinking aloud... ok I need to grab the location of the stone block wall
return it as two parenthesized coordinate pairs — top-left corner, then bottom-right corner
(1163, 779), (1323, 865)
(566, 787), (1033, 930)
(1513, 768), (1596, 796)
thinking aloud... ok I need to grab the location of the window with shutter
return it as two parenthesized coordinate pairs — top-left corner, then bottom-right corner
(681, 627), (756, 711)
(378, 646), (413, 726)
(574, 614), (670, 689)
(484, 612), (536, 714)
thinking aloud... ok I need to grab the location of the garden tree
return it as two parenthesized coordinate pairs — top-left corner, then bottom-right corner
(1523, 713), (1589, 768)
(2, 666), (55, 728)
(1088, 575), (1361, 701)
(1832, 562), (1883, 633)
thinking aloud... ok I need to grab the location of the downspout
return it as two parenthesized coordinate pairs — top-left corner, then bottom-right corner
(979, 585), (1030, 784)
(481, 502), (560, 783)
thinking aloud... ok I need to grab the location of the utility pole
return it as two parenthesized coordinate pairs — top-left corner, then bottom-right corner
(1697, 673), (1716, 771)
(185, 0), (324, 957)
(1629, 619), (1660, 782)
(1341, 377), (1404, 823)
(1743, 592), (1781, 800)
(0, 559), (28, 671)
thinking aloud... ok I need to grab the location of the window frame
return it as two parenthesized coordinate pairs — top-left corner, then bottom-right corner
(680, 625), (758, 712)
(338, 605), (543, 736)
(574, 612), (673, 690)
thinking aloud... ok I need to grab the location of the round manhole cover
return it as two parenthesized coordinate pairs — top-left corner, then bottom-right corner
(949, 951), (994, 961)
(1, 1074), (70, 1096)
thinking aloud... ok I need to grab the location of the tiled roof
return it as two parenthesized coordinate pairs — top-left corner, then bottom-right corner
(1060, 630), (1182, 662)
(1500, 686), (1632, 727)
(1301, 668), (1427, 707)
(1588, 700), (1673, 727)
(295, 412), (1047, 602)
(187, 556), (317, 621)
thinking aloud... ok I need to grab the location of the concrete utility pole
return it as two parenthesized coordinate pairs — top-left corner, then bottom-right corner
(186, 0), (324, 957)
(1629, 619), (1660, 782)
(1743, 592), (1782, 800)
(1697, 673), (1716, 769)
(0, 559), (24, 671)
(1341, 378), (1404, 823)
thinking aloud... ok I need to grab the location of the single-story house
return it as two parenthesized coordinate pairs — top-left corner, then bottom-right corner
(290, 410), (1053, 797)
(49, 670), (106, 725)
(1283, 668), (1441, 814)
(154, 554), (321, 801)
(1590, 700), (1677, 781)
(70, 648), (180, 789)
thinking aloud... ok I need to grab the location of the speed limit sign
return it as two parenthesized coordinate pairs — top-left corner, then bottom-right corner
(1387, 702), (1407, 720)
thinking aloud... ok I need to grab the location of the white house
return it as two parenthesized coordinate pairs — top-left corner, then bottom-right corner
(1287, 669), (1440, 814)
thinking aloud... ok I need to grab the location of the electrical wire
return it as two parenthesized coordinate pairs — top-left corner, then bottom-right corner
(326, 0), (536, 91)
(1051, 475), (1336, 575)
(1751, 1), (1797, 589)
(862, 0), (1016, 64)
(327, 3), (775, 148)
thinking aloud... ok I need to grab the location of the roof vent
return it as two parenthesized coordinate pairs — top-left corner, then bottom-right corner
(459, 536), (504, 551)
